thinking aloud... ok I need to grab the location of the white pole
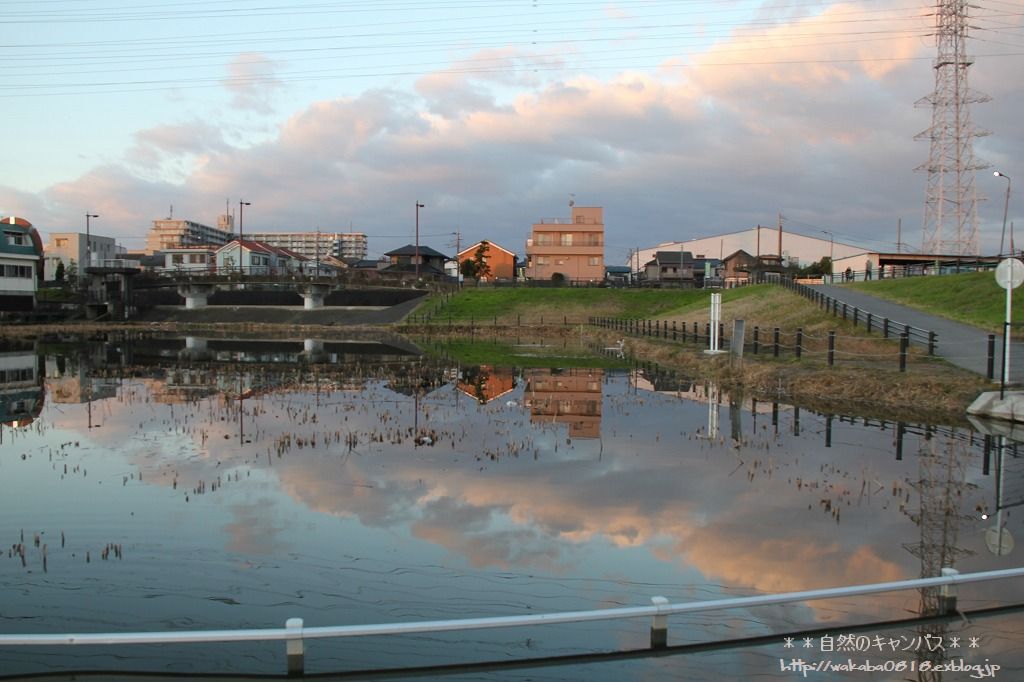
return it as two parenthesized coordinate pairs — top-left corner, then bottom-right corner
(1004, 280), (1012, 394)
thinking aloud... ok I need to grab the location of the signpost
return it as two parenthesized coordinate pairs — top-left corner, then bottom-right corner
(994, 258), (1024, 399)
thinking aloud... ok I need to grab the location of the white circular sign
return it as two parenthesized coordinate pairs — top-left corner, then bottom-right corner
(985, 525), (1015, 556)
(995, 258), (1024, 290)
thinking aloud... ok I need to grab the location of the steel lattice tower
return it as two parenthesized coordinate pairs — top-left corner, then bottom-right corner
(916, 0), (989, 255)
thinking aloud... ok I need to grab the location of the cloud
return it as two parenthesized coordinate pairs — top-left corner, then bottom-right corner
(222, 52), (285, 113)
(8, 1), (1022, 257)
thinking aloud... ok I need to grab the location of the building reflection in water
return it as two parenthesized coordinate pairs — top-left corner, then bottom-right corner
(0, 342), (44, 433)
(523, 368), (603, 439)
(456, 365), (517, 404)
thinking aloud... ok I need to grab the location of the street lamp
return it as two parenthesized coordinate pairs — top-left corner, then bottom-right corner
(415, 202), (425, 279)
(821, 230), (834, 280)
(84, 213), (98, 286)
(995, 171), (1012, 257)
(239, 201), (250, 275)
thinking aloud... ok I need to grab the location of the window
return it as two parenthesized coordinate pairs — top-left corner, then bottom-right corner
(3, 264), (33, 278)
(576, 215), (585, 224)
(560, 233), (573, 246)
(172, 254), (184, 264)
(536, 256), (549, 265)
(55, 238), (68, 248)
(189, 254), (207, 264)
(588, 256), (601, 266)
(5, 231), (26, 246)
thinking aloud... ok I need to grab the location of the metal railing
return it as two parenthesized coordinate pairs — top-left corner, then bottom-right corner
(779, 277), (937, 352)
(1, 567), (1021, 676)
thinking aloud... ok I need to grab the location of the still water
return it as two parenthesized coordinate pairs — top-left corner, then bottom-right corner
(1, 334), (1022, 680)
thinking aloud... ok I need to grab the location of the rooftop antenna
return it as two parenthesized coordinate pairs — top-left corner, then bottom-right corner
(568, 193), (575, 208)
(169, 204), (173, 219)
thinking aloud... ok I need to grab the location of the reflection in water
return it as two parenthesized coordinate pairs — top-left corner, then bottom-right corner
(0, 342), (43, 431)
(524, 367), (603, 438)
(1, 333), (1023, 679)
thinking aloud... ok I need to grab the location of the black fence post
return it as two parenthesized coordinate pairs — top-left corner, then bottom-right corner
(753, 326), (760, 355)
(693, 321), (698, 340)
(673, 321), (677, 341)
(883, 318), (889, 339)
(705, 322), (711, 348)
(795, 328), (803, 359)
(842, 303), (847, 321)
(866, 312), (873, 333)
(928, 331), (936, 357)
(852, 308), (858, 327)
(828, 331), (836, 367)
(988, 334), (996, 380)
(899, 332), (909, 372)
(773, 327), (780, 357)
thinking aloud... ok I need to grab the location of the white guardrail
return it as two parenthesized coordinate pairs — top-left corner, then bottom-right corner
(1, 567), (1022, 675)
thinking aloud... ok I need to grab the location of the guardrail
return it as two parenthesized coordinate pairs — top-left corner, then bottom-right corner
(778, 277), (936, 353)
(2, 567), (1022, 676)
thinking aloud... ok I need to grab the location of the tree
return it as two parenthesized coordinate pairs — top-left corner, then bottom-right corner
(66, 259), (78, 282)
(471, 241), (492, 281)
(55, 260), (65, 282)
(460, 258), (478, 281)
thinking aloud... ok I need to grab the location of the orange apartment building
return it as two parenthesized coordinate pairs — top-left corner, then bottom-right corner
(525, 206), (604, 283)
(523, 368), (603, 439)
(456, 240), (516, 281)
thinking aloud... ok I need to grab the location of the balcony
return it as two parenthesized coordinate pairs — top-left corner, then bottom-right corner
(525, 243), (604, 257)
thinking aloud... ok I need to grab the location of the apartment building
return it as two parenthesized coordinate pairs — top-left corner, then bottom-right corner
(524, 206), (604, 282)
(145, 219), (234, 254)
(43, 232), (120, 280)
(247, 232), (368, 261)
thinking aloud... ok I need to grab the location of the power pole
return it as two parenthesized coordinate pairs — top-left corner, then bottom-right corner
(916, 0), (989, 255)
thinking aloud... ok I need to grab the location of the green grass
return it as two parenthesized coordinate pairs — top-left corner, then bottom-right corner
(415, 286), (773, 324)
(845, 271), (1006, 331)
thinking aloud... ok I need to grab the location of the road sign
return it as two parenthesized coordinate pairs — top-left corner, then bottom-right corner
(995, 258), (1024, 290)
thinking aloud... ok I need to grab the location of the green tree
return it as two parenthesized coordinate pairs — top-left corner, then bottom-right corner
(460, 258), (478, 281)
(471, 241), (492, 281)
(55, 260), (66, 282)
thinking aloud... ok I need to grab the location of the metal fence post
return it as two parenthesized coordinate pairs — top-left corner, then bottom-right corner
(828, 331), (835, 367)
(773, 327), (780, 358)
(928, 331), (936, 357)
(899, 332), (909, 372)
(866, 312), (873, 333)
(795, 328), (803, 359)
(286, 617), (304, 676)
(988, 334), (996, 380)
(673, 321), (677, 340)
(883, 318), (889, 339)
(650, 596), (668, 649)
(753, 326), (759, 355)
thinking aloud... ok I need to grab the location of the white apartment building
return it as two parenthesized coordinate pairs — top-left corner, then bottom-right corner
(43, 232), (120, 280)
(145, 219), (234, 254)
(247, 232), (368, 260)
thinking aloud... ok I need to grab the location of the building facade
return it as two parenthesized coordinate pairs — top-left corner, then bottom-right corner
(456, 240), (516, 281)
(146, 219), (234, 254)
(246, 232), (367, 261)
(629, 227), (863, 274)
(525, 206), (604, 283)
(0, 217), (43, 311)
(43, 232), (120, 280)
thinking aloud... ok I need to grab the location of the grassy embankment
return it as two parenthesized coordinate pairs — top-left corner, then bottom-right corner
(846, 270), (1006, 333)
(408, 284), (989, 421)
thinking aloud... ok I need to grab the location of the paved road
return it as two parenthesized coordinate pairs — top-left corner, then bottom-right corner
(812, 284), (1024, 382)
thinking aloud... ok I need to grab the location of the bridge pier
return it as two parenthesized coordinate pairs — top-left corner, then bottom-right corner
(298, 283), (332, 310)
(177, 284), (216, 309)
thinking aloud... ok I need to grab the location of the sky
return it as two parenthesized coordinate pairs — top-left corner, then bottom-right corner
(1, 0), (1022, 264)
